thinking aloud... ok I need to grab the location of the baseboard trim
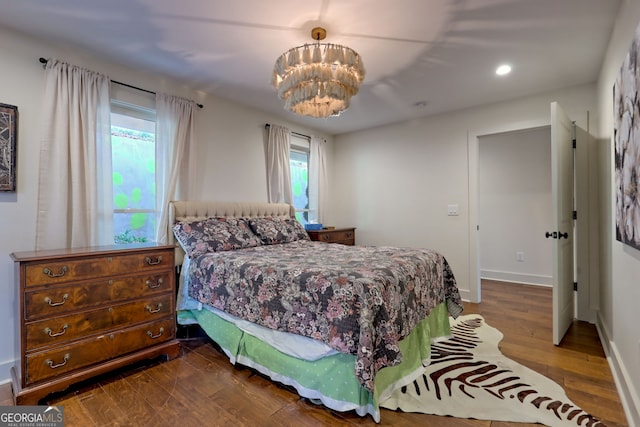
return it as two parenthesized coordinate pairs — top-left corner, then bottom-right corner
(596, 313), (638, 427)
(480, 269), (552, 286)
(0, 358), (14, 386)
(457, 287), (473, 302)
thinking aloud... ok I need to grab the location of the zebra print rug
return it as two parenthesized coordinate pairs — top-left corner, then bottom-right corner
(380, 314), (606, 427)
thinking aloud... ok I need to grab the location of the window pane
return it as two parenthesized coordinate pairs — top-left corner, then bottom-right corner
(113, 212), (156, 243)
(111, 112), (156, 243)
(290, 149), (309, 224)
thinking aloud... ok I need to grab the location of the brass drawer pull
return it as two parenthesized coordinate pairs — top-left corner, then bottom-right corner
(146, 327), (164, 339)
(45, 354), (70, 369)
(42, 265), (68, 278)
(146, 303), (163, 314)
(144, 256), (162, 265)
(44, 324), (69, 338)
(44, 294), (69, 307)
(146, 278), (163, 289)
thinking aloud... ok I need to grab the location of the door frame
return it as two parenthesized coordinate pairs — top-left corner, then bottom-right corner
(467, 113), (596, 324)
(467, 118), (549, 303)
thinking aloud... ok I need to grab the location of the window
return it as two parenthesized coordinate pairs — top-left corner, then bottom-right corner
(290, 135), (310, 224)
(110, 101), (157, 243)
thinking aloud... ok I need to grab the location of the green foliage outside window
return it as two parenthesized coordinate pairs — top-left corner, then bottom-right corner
(111, 122), (155, 243)
(114, 193), (128, 209)
(290, 150), (309, 224)
(130, 212), (147, 230)
(115, 229), (148, 244)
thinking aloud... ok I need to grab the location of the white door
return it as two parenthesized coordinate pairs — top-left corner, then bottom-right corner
(550, 102), (574, 345)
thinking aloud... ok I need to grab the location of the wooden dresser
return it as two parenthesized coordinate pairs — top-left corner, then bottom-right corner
(307, 227), (356, 246)
(10, 243), (181, 405)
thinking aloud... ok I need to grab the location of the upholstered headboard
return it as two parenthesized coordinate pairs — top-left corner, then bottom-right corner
(168, 200), (296, 265)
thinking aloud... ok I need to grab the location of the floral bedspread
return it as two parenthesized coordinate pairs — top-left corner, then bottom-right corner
(186, 240), (462, 391)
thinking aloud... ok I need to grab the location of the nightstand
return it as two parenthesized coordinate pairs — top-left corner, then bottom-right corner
(307, 227), (356, 246)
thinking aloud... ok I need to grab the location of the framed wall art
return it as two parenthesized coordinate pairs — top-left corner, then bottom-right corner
(614, 21), (640, 251)
(0, 103), (18, 192)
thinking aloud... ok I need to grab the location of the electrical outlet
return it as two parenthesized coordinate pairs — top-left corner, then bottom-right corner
(516, 251), (525, 262)
(447, 204), (459, 216)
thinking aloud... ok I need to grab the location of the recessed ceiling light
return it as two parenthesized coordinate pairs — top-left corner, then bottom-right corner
(496, 64), (512, 76)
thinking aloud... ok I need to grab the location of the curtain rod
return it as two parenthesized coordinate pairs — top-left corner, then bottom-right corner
(264, 123), (310, 140)
(38, 57), (204, 109)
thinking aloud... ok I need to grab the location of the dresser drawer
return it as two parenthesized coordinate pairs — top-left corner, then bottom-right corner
(25, 317), (175, 385)
(307, 228), (355, 245)
(24, 272), (173, 320)
(24, 250), (173, 287)
(25, 294), (174, 350)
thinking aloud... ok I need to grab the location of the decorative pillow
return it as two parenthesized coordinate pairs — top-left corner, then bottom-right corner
(172, 217), (262, 257)
(248, 217), (310, 245)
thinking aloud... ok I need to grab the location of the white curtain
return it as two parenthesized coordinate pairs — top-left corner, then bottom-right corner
(35, 59), (112, 250)
(155, 93), (198, 244)
(266, 124), (293, 204)
(309, 135), (328, 224)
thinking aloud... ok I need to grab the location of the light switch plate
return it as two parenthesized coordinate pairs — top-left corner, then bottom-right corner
(447, 204), (459, 216)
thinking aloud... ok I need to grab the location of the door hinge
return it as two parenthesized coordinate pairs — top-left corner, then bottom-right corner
(573, 282), (578, 291)
(572, 139), (577, 149)
(573, 210), (577, 220)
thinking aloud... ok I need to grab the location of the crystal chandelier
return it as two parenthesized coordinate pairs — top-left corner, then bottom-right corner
(272, 27), (365, 118)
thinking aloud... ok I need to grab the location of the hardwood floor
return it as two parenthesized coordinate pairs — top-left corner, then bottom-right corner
(0, 280), (628, 426)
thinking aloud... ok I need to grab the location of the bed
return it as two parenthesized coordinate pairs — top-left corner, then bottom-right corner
(168, 201), (463, 422)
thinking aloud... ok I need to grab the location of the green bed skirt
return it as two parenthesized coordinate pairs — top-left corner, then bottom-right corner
(177, 302), (452, 422)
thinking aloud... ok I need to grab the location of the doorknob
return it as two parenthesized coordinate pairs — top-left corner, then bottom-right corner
(545, 231), (568, 239)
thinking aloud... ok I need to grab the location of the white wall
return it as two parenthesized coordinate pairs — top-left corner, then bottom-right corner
(0, 26), (44, 387)
(333, 85), (595, 303)
(596, 1), (640, 424)
(0, 26), (333, 384)
(479, 127), (552, 286)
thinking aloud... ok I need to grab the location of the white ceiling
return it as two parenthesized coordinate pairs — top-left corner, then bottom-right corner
(0, 0), (621, 135)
